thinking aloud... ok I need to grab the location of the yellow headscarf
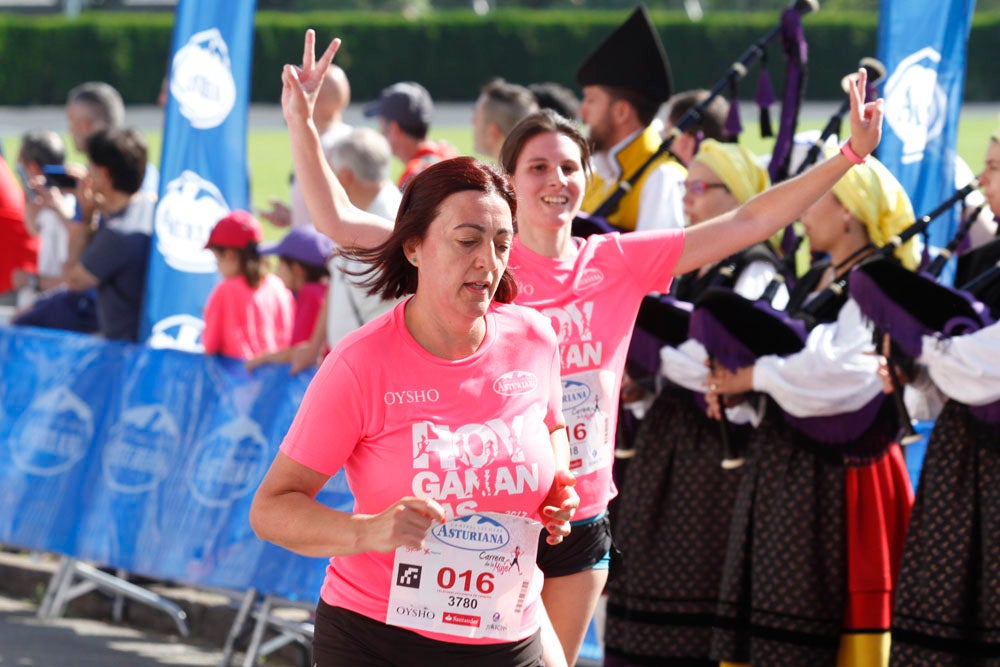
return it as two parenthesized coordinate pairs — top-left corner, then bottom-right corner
(831, 155), (919, 270)
(692, 139), (770, 204)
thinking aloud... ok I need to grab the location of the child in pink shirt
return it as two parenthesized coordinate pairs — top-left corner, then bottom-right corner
(247, 226), (332, 370)
(201, 210), (294, 359)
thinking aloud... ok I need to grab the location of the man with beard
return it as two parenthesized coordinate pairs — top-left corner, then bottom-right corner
(577, 6), (686, 232)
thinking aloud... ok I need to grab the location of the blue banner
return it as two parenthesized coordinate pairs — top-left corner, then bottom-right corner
(0, 325), (604, 657)
(877, 0), (977, 281)
(0, 325), (350, 601)
(141, 0), (257, 348)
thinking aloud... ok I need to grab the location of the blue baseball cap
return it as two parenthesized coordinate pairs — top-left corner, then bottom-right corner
(259, 226), (335, 268)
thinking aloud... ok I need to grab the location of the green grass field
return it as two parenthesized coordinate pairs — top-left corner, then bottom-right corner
(4, 113), (996, 243)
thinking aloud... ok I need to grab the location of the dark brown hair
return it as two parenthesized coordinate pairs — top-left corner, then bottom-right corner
(210, 244), (264, 289)
(499, 109), (591, 178)
(346, 157), (519, 303)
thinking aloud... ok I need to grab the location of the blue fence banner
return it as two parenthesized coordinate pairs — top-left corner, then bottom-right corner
(877, 0), (977, 282)
(141, 0), (257, 348)
(0, 325), (604, 657)
(0, 326), (351, 601)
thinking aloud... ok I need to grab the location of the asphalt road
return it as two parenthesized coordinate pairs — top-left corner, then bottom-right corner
(0, 594), (226, 667)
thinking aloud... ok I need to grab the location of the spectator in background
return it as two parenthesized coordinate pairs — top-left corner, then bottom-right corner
(363, 81), (457, 190)
(65, 81), (159, 194)
(577, 7), (686, 232)
(65, 82), (126, 154)
(201, 210), (294, 359)
(246, 226), (332, 370)
(528, 82), (581, 122)
(10, 131), (100, 334)
(661, 88), (732, 165)
(13, 131), (73, 296)
(62, 128), (156, 342)
(290, 128), (403, 374)
(0, 153), (33, 307)
(473, 78), (539, 162)
(261, 65), (353, 230)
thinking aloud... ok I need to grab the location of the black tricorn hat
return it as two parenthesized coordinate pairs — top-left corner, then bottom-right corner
(689, 288), (807, 372)
(627, 294), (692, 378)
(575, 5), (673, 105)
(849, 258), (992, 359)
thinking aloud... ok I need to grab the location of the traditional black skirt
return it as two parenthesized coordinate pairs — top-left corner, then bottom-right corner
(604, 385), (747, 666)
(890, 400), (1000, 666)
(709, 399), (899, 666)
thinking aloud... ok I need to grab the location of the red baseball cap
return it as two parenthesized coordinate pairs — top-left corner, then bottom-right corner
(205, 210), (263, 249)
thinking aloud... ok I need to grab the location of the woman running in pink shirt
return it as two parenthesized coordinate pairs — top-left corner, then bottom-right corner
(251, 157), (579, 667)
(281, 30), (885, 665)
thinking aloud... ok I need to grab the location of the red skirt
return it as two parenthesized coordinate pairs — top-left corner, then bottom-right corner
(843, 443), (914, 632)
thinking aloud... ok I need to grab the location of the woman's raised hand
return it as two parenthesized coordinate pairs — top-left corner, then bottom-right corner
(281, 29), (341, 127)
(845, 66), (885, 159)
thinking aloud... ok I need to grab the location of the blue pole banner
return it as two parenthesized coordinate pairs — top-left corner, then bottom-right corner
(141, 0), (257, 349)
(877, 0), (977, 282)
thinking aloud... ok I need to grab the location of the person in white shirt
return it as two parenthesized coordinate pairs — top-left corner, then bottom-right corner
(290, 127), (403, 374)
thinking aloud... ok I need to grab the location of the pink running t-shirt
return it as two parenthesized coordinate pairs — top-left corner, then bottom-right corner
(510, 230), (685, 519)
(202, 274), (294, 359)
(280, 299), (563, 645)
(290, 281), (326, 345)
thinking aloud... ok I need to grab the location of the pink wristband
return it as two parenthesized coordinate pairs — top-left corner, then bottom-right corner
(840, 141), (867, 165)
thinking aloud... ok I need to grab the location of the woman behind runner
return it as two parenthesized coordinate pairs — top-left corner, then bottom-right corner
(250, 157), (578, 667)
(706, 156), (919, 666)
(281, 30), (885, 664)
(602, 140), (783, 667)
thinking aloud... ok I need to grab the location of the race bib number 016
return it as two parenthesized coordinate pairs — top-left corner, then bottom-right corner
(563, 369), (615, 476)
(386, 512), (540, 640)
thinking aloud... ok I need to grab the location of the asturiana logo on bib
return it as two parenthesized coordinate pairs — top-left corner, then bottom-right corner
(432, 514), (511, 552)
(170, 28), (237, 130)
(493, 370), (538, 396)
(576, 268), (605, 290)
(561, 379), (592, 410)
(155, 171), (230, 273)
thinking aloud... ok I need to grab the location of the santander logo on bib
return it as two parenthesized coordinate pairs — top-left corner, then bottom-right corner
(493, 371), (538, 396)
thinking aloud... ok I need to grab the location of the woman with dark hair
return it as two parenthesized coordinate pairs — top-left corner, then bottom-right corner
(280, 30), (885, 665)
(251, 156), (577, 666)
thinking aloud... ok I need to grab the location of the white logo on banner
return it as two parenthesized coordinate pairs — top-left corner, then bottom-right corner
(155, 170), (229, 273)
(148, 314), (206, 352)
(10, 387), (93, 476)
(103, 406), (179, 493)
(884, 47), (948, 165)
(170, 28), (237, 129)
(188, 416), (268, 507)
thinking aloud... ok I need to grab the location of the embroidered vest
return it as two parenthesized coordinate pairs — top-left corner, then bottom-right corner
(581, 126), (684, 232)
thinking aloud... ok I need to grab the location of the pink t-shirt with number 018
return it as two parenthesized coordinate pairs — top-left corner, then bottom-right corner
(509, 229), (684, 520)
(280, 298), (564, 645)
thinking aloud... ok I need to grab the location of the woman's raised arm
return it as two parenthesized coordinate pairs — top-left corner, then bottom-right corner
(674, 67), (884, 276)
(283, 30), (393, 249)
